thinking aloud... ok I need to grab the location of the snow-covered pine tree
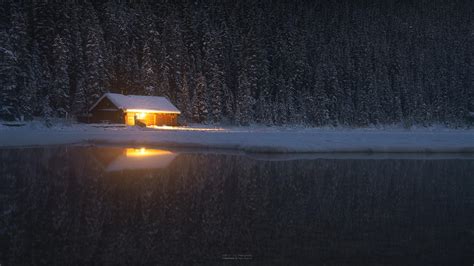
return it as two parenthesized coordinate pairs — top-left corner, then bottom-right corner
(204, 28), (225, 123)
(165, 16), (187, 101)
(10, 5), (33, 119)
(32, 1), (55, 63)
(326, 62), (342, 126)
(389, 44), (404, 123)
(29, 42), (45, 116)
(222, 82), (234, 123)
(235, 31), (257, 125)
(177, 73), (192, 121)
(157, 61), (171, 99)
(192, 73), (208, 123)
(235, 74), (248, 125)
(69, 7), (87, 115)
(366, 70), (381, 124)
(82, 3), (106, 108)
(72, 82), (86, 116)
(51, 35), (70, 117)
(142, 41), (156, 96)
(312, 66), (330, 126)
(141, 29), (165, 96)
(29, 41), (53, 119)
(235, 70), (255, 126)
(271, 73), (286, 125)
(255, 47), (272, 125)
(145, 30), (170, 98)
(0, 30), (18, 120)
(339, 56), (355, 126)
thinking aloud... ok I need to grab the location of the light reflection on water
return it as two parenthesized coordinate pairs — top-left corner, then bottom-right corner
(97, 147), (178, 172)
(0, 146), (472, 265)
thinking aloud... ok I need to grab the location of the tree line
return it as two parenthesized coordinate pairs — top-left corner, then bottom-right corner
(0, 0), (472, 126)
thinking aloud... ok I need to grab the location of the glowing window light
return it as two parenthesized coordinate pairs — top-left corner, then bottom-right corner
(126, 109), (181, 114)
(137, 112), (146, 119)
(125, 148), (173, 157)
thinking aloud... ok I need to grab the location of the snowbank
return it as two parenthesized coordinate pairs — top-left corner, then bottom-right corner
(0, 123), (473, 153)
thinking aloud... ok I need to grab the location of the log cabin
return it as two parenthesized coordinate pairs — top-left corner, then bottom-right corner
(89, 93), (181, 126)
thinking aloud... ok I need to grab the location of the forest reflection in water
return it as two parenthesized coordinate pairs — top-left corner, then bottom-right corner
(0, 146), (472, 265)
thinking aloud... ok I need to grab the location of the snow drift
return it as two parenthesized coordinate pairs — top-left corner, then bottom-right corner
(0, 123), (473, 153)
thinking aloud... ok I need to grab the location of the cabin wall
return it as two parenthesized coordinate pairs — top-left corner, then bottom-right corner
(90, 110), (124, 123)
(90, 98), (124, 123)
(155, 113), (178, 126)
(124, 112), (178, 126)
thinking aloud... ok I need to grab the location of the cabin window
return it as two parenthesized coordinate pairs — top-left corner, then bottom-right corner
(137, 112), (146, 119)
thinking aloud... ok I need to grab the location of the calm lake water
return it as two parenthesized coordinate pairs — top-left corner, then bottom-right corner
(0, 146), (473, 265)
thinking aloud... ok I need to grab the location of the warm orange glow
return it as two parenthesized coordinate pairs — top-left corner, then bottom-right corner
(148, 125), (225, 131)
(137, 112), (146, 119)
(126, 109), (181, 114)
(105, 148), (177, 171)
(125, 148), (173, 157)
(126, 114), (135, 126)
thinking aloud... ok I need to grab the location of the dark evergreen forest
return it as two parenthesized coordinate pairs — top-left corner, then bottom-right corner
(0, 0), (472, 126)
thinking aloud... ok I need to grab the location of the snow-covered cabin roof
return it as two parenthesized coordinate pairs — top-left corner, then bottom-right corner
(89, 93), (181, 114)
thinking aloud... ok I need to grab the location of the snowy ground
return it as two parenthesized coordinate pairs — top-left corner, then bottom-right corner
(0, 122), (473, 153)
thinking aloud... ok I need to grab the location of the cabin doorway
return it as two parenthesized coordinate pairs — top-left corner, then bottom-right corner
(125, 113), (135, 126)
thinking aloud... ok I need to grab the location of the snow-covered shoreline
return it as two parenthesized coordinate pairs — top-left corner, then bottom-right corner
(1, 123), (473, 153)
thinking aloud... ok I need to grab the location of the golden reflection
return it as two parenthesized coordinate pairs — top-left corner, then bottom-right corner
(125, 148), (173, 157)
(99, 147), (177, 172)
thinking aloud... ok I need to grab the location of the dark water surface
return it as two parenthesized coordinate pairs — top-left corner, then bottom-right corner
(0, 146), (473, 265)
